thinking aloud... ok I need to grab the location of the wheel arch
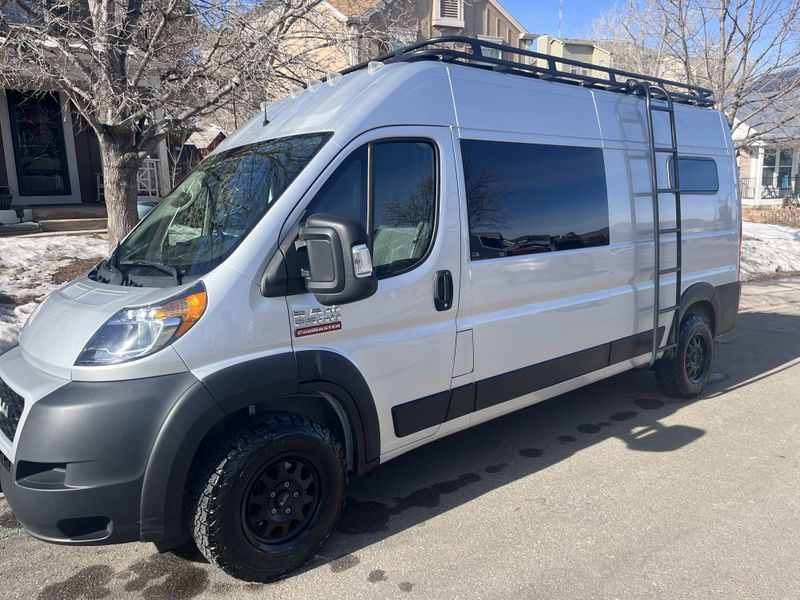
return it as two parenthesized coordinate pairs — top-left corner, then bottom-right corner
(140, 350), (380, 549)
(679, 282), (720, 336)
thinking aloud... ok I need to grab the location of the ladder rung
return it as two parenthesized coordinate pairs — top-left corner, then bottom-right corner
(659, 227), (680, 234)
(659, 266), (681, 275)
(658, 342), (679, 352)
(658, 187), (679, 194)
(651, 105), (674, 113)
(658, 305), (680, 314)
(655, 146), (678, 153)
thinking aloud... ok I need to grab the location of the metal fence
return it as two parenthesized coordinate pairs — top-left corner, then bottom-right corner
(740, 175), (800, 205)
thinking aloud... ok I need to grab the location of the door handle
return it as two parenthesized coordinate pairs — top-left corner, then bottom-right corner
(434, 270), (453, 311)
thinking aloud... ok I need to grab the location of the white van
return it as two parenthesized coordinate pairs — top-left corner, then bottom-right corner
(0, 37), (740, 581)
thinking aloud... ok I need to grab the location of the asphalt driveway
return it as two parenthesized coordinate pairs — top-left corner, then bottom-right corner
(1, 279), (799, 600)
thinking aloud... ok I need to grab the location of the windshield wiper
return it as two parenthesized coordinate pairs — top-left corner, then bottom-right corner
(90, 242), (126, 284)
(119, 260), (183, 285)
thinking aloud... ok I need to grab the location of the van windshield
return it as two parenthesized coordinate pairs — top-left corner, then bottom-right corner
(93, 132), (331, 287)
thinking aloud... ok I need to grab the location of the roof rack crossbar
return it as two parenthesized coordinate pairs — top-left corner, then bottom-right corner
(336, 36), (715, 108)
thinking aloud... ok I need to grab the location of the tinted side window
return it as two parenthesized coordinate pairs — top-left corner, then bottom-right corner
(304, 140), (437, 278)
(372, 141), (436, 277)
(306, 145), (367, 222)
(669, 157), (719, 193)
(461, 140), (610, 260)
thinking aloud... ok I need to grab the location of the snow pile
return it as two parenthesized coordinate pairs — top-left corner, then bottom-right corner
(741, 222), (800, 281)
(0, 235), (108, 353)
(0, 303), (36, 354)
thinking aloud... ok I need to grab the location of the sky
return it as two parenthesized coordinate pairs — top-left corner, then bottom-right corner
(500, 0), (616, 38)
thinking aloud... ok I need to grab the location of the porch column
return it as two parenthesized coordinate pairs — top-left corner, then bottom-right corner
(753, 146), (764, 206)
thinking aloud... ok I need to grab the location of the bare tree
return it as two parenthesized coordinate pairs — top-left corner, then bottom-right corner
(591, 0), (800, 148)
(0, 0), (355, 246)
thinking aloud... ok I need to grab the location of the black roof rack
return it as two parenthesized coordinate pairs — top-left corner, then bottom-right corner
(338, 36), (715, 108)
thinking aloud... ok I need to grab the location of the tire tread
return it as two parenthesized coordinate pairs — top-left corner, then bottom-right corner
(654, 313), (713, 399)
(189, 412), (344, 582)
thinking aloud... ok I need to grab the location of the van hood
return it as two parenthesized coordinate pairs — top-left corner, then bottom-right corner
(19, 278), (178, 379)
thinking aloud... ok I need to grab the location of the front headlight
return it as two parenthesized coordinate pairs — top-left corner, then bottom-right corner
(76, 283), (207, 366)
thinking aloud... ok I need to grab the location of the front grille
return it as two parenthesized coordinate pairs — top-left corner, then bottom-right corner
(0, 376), (24, 442)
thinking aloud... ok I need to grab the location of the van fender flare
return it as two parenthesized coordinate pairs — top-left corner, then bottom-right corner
(140, 351), (380, 546)
(679, 282), (720, 334)
(295, 349), (381, 472)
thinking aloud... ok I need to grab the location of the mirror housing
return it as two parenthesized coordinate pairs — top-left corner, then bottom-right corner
(298, 213), (378, 306)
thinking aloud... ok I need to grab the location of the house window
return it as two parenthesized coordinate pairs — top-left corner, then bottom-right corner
(568, 65), (591, 76)
(478, 36), (504, 60)
(762, 148), (793, 190)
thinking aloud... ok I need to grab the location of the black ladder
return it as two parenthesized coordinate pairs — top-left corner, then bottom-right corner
(637, 82), (683, 366)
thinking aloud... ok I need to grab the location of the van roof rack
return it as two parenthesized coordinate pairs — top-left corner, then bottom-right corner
(339, 35), (715, 108)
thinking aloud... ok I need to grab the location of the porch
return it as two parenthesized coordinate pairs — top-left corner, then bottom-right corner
(740, 175), (800, 208)
(740, 145), (798, 207)
(0, 88), (168, 224)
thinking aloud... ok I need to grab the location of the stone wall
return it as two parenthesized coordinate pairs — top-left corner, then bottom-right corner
(743, 207), (800, 226)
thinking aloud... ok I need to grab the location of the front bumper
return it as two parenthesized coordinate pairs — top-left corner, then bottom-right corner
(0, 360), (198, 545)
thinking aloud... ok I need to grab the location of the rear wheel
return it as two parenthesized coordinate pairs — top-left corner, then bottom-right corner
(189, 413), (345, 582)
(655, 312), (714, 399)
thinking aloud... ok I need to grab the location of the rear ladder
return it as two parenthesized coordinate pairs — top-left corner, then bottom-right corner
(637, 82), (683, 366)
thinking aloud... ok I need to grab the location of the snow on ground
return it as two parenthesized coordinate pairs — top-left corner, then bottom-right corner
(741, 222), (800, 281)
(0, 235), (108, 353)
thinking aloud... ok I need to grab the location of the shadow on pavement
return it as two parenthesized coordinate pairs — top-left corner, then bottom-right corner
(9, 310), (800, 597)
(310, 310), (800, 571)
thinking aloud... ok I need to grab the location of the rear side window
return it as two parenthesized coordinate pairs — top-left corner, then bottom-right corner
(306, 140), (437, 278)
(668, 156), (719, 193)
(460, 139), (610, 260)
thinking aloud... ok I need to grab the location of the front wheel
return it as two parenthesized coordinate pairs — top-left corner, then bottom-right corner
(189, 413), (345, 582)
(654, 312), (714, 399)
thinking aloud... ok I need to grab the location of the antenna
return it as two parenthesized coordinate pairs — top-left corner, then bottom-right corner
(558, 0), (564, 38)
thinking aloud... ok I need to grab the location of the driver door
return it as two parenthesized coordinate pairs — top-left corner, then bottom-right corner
(286, 127), (461, 455)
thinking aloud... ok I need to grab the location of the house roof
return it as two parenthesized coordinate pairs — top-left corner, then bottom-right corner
(327, 0), (530, 35)
(734, 68), (800, 143)
(187, 127), (227, 150)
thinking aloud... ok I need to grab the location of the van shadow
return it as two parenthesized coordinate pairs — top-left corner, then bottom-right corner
(308, 310), (800, 571)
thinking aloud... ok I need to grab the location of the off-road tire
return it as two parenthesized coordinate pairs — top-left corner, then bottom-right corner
(189, 412), (345, 582)
(655, 312), (714, 399)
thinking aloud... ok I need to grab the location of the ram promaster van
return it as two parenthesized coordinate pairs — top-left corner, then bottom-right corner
(0, 38), (740, 581)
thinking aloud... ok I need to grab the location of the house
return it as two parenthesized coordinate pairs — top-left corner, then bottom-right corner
(534, 36), (612, 78)
(0, 3), (171, 225)
(323, 0), (537, 67)
(732, 69), (800, 207)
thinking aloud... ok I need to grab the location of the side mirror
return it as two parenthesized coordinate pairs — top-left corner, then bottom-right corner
(298, 213), (378, 306)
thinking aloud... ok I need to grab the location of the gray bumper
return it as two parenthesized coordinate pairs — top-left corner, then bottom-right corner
(1, 371), (199, 545)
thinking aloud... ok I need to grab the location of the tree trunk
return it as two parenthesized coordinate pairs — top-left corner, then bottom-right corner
(99, 137), (143, 248)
